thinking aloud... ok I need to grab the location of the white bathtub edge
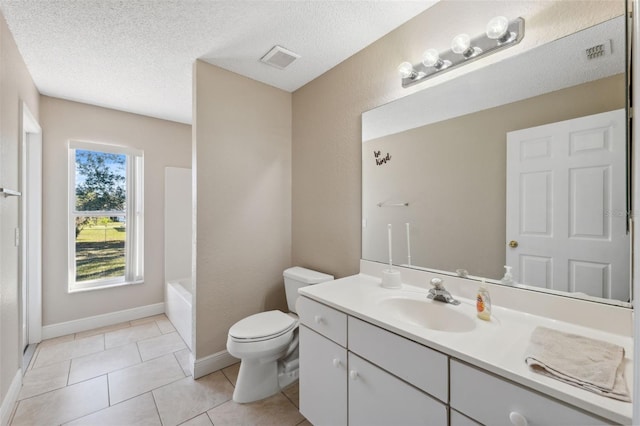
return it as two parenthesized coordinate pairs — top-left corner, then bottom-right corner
(166, 280), (192, 351)
(167, 278), (192, 304)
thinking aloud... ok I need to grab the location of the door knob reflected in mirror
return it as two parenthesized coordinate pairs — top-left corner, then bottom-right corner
(508, 240), (518, 248)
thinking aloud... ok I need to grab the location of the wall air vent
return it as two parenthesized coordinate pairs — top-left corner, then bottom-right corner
(260, 45), (300, 70)
(585, 39), (612, 60)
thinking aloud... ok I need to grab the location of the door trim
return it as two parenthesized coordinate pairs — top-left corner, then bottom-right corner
(20, 102), (42, 350)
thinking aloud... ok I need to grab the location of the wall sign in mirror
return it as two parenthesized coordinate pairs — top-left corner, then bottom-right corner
(361, 15), (631, 307)
(374, 150), (392, 166)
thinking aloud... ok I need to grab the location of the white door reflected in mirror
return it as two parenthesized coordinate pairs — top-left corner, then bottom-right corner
(506, 109), (629, 301)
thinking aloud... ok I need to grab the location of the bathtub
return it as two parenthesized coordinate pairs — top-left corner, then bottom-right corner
(166, 277), (192, 351)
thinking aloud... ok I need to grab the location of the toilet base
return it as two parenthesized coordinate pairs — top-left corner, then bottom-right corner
(232, 357), (300, 404)
(233, 358), (280, 403)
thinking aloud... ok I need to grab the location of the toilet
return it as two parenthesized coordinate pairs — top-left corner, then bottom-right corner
(226, 266), (333, 403)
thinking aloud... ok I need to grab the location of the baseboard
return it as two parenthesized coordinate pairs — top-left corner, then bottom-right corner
(193, 350), (238, 379)
(1, 369), (22, 426)
(41, 303), (165, 340)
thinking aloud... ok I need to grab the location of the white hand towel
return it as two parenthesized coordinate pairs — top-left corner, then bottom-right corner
(525, 326), (630, 402)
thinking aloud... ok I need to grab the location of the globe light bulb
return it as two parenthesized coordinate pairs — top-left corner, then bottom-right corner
(422, 49), (440, 67)
(422, 48), (451, 71)
(451, 34), (471, 54)
(451, 33), (481, 59)
(486, 16), (514, 44)
(486, 16), (508, 39)
(397, 62), (415, 79)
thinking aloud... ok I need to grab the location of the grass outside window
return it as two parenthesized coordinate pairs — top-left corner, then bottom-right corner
(75, 219), (126, 282)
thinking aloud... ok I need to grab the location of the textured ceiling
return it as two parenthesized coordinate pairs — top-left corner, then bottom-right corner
(0, 0), (438, 124)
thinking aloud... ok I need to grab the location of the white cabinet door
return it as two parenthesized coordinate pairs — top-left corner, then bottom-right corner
(299, 325), (347, 426)
(348, 353), (447, 426)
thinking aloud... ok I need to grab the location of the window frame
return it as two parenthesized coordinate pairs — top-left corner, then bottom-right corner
(68, 140), (144, 292)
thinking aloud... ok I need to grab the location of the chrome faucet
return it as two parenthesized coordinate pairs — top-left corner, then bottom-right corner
(427, 278), (460, 305)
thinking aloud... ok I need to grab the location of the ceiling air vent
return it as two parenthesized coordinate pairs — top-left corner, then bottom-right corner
(260, 45), (300, 70)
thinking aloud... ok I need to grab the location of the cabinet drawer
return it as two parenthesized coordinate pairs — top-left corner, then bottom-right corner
(450, 360), (611, 425)
(348, 353), (447, 426)
(348, 317), (448, 402)
(297, 297), (347, 346)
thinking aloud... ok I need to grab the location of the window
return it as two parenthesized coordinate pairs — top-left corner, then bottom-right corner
(68, 141), (143, 292)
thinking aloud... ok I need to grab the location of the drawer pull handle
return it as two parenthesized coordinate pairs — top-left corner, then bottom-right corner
(332, 358), (341, 368)
(349, 370), (359, 380)
(314, 315), (324, 324)
(509, 411), (528, 426)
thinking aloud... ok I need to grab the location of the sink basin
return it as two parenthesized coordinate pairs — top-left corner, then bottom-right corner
(378, 296), (476, 332)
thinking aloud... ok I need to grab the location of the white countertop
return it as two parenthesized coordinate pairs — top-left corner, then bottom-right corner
(299, 273), (633, 425)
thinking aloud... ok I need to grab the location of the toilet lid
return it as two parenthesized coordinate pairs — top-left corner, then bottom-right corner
(229, 310), (297, 341)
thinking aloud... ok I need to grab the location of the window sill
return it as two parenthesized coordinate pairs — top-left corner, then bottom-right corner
(68, 278), (144, 294)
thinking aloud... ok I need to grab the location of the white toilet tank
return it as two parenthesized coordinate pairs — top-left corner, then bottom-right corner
(283, 267), (333, 313)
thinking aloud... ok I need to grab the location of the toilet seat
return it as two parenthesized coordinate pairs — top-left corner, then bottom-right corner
(229, 310), (297, 343)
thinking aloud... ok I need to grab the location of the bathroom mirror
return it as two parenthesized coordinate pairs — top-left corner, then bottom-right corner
(362, 15), (632, 307)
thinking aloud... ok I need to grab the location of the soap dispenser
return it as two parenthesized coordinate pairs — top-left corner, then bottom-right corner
(501, 265), (514, 285)
(476, 280), (492, 321)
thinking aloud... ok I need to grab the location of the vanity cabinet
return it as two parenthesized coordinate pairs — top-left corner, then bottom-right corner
(299, 297), (447, 426)
(299, 295), (619, 426)
(450, 360), (612, 426)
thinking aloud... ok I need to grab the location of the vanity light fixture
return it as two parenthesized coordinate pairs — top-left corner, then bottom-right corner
(398, 16), (524, 88)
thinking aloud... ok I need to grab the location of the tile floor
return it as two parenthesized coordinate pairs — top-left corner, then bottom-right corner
(9, 314), (311, 426)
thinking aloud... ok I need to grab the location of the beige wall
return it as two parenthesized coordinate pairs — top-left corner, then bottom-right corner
(363, 75), (625, 280)
(193, 61), (292, 358)
(0, 11), (39, 412)
(291, 0), (624, 279)
(40, 96), (191, 325)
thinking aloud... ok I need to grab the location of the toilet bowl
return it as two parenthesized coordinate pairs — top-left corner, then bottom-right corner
(226, 267), (333, 403)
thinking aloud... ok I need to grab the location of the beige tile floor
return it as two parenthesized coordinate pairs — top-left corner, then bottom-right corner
(9, 314), (311, 426)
